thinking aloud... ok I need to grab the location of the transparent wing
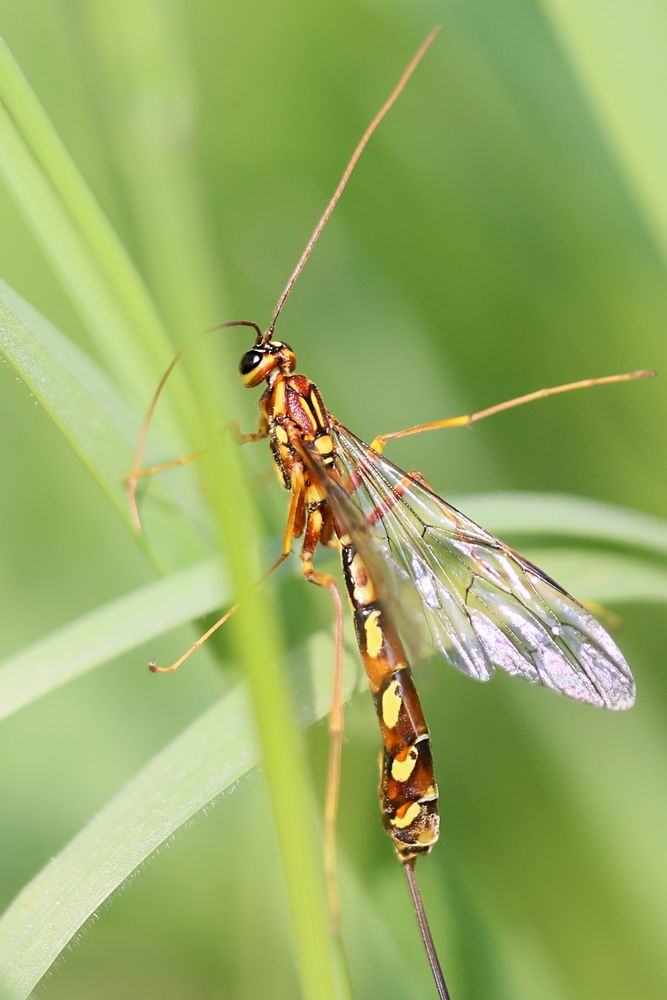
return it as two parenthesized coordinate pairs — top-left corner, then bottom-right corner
(311, 422), (635, 710)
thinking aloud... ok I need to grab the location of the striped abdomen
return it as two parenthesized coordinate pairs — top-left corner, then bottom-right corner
(340, 540), (439, 860)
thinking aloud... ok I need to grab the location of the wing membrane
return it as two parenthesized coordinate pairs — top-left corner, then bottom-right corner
(313, 422), (634, 710)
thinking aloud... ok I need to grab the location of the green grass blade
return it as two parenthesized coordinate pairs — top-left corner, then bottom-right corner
(84, 3), (347, 992)
(458, 491), (667, 557)
(0, 280), (142, 529)
(0, 34), (173, 378)
(0, 543), (659, 997)
(541, 2), (667, 266)
(1, 539), (664, 727)
(0, 103), (158, 400)
(0, 280), (205, 564)
(527, 546), (667, 604)
(0, 632), (360, 1000)
(0, 559), (224, 722)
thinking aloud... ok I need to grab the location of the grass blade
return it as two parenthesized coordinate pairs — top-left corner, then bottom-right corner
(0, 632), (360, 1000)
(0, 543), (659, 996)
(0, 281), (141, 528)
(0, 34), (173, 383)
(0, 103), (159, 400)
(541, 2), (667, 267)
(457, 491), (667, 557)
(0, 559), (224, 722)
(0, 280), (205, 563)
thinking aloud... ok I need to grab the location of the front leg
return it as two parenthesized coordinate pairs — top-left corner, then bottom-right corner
(228, 416), (269, 445)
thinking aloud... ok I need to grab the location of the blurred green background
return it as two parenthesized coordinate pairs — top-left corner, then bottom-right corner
(1, 1), (666, 998)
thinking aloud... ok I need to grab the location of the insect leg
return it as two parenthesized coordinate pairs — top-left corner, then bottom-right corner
(126, 422), (266, 486)
(123, 449), (207, 484)
(370, 369), (654, 454)
(299, 498), (346, 930)
(228, 421), (270, 446)
(148, 464), (304, 673)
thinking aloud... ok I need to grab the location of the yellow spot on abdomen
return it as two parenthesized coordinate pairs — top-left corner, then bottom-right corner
(391, 746), (418, 782)
(381, 678), (402, 728)
(365, 610), (384, 659)
(391, 801), (421, 830)
(416, 815), (439, 845)
(351, 553), (376, 604)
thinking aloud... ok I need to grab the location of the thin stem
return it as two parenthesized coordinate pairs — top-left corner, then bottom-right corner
(403, 861), (452, 1000)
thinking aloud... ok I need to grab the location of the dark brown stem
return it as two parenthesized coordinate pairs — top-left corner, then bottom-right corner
(403, 860), (452, 1000)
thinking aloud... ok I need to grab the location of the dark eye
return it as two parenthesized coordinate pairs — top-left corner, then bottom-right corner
(239, 350), (262, 375)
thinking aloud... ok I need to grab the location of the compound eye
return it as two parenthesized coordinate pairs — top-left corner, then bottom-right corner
(239, 350), (262, 376)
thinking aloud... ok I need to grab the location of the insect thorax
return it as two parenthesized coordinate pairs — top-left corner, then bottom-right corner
(263, 372), (336, 489)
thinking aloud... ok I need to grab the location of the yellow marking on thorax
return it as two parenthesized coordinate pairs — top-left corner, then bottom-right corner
(365, 610), (384, 659)
(298, 396), (317, 433)
(275, 424), (289, 444)
(309, 390), (325, 426)
(272, 378), (286, 415)
(381, 679), (402, 728)
(391, 746), (418, 782)
(391, 801), (421, 830)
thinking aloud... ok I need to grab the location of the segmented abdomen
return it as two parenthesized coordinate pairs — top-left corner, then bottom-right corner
(340, 539), (439, 860)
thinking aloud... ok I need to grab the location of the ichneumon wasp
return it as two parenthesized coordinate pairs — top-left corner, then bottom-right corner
(126, 26), (652, 999)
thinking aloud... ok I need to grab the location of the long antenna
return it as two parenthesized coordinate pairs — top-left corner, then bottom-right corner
(265, 24), (441, 341)
(125, 319), (262, 532)
(404, 860), (452, 1000)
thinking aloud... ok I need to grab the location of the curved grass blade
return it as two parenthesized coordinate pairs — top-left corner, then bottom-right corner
(0, 544), (661, 996)
(1, 538), (665, 726)
(0, 39), (171, 397)
(0, 280), (206, 564)
(0, 632), (361, 1000)
(0, 102), (158, 401)
(0, 536), (660, 993)
(456, 491), (667, 558)
(541, 2), (667, 267)
(0, 559), (224, 722)
(527, 546), (667, 605)
(0, 281), (143, 529)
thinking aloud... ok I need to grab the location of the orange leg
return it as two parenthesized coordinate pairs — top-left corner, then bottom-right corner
(370, 369), (654, 454)
(123, 449), (207, 485)
(301, 510), (346, 931)
(149, 465), (304, 673)
(126, 421), (268, 533)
